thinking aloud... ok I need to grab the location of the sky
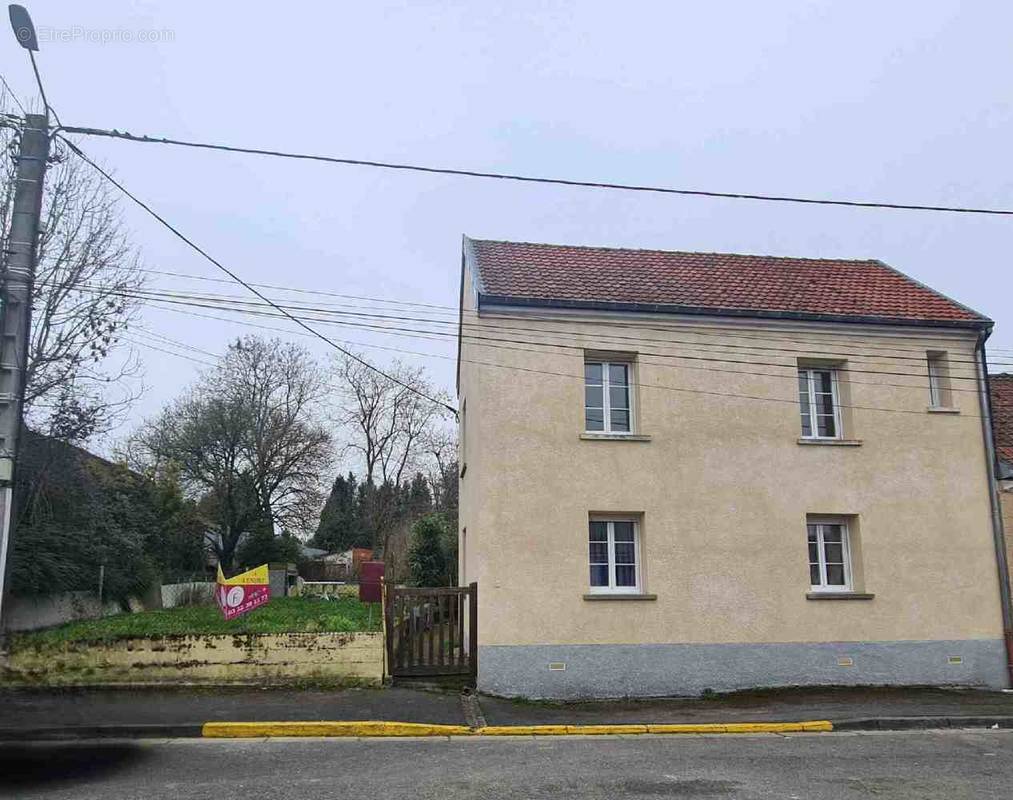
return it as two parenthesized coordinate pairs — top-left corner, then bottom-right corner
(4, 1), (1013, 447)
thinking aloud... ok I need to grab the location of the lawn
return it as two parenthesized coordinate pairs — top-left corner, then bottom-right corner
(12, 595), (381, 649)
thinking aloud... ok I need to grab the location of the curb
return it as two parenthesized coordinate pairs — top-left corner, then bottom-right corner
(202, 721), (473, 738)
(6, 716), (1013, 741)
(204, 720), (833, 738)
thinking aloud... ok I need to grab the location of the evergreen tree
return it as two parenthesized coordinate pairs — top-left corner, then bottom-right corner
(236, 519), (302, 568)
(407, 513), (449, 587)
(11, 433), (161, 604)
(407, 472), (432, 520)
(147, 462), (207, 580)
(312, 472), (364, 552)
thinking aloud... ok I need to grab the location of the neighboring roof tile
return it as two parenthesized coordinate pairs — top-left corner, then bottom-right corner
(991, 374), (1013, 463)
(466, 238), (988, 326)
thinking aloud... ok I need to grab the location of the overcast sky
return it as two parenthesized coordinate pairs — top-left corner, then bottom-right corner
(5, 1), (1013, 446)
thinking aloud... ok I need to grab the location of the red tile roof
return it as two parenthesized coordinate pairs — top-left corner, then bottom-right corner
(466, 238), (988, 326)
(991, 374), (1013, 463)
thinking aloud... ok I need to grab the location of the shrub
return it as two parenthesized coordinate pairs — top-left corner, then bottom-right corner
(407, 513), (449, 587)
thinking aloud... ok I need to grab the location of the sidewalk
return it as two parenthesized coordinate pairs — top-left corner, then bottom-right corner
(476, 686), (1013, 729)
(3, 685), (1013, 739)
(0, 686), (466, 738)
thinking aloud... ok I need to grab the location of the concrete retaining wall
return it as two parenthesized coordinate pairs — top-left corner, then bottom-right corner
(4, 632), (384, 686)
(2, 592), (121, 633)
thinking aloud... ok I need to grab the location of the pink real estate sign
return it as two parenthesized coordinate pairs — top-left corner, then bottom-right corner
(215, 563), (271, 621)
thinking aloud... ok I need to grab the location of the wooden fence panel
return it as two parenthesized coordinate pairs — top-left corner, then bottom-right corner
(386, 583), (476, 680)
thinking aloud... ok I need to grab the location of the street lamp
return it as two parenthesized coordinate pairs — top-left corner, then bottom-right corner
(8, 4), (37, 51)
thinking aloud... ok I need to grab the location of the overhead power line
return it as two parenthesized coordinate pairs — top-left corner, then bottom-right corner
(114, 288), (994, 420)
(122, 334), (217, 368)
(59, 124), (1013, 217)
(55, 280), (998, 398)
(55, 134), (457, 416)
(128, 298), (986, 420)
(121, 264), (1013, 359)
(51, 279), (1013, 381)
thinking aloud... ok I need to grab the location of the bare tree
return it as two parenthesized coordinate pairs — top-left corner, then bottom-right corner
(422, 425), (458, 512)
(224, 337), (332, 528)
(0, 112), (144, 440)
(335, 354), (450, 486)
(332, 353), (452, 560)
(130, 336), (332, 570)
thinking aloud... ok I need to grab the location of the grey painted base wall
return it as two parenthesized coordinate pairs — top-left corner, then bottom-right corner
(478, 640), (1009, 699)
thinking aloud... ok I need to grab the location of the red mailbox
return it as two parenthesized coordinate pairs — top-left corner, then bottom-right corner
(359, 561), (385, 603)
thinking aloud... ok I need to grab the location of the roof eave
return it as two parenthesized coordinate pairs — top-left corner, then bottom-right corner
(476, 293), (993, 331)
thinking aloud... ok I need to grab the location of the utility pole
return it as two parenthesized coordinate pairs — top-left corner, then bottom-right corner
(0, 112), (49, 628)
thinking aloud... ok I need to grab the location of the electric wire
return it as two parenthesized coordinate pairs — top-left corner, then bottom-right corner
(59, 124), (1013, 217)
(46, 275), (1013, 372)
(115, 287), (993, 409)
(50, 281), (1012, 390)
(56, 134), (457, 415)
(134, 299), (987, 420)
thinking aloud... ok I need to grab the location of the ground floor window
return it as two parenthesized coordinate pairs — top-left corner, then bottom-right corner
(589, 518), (640, 593)
(807, 519), (851, 591)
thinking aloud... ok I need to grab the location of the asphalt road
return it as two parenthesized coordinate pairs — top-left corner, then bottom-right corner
(2, 729), (1010, 799)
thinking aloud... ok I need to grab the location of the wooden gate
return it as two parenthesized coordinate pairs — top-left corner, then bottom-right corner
(385, 583), (477, 681)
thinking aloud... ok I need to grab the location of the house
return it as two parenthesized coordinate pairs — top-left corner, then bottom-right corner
(990, 373), (1013, 593)
(457, 236), (1009, 699)
(298, 547), (374, 582)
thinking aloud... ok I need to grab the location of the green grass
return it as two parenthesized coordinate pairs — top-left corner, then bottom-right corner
(11, 596), (382, 650)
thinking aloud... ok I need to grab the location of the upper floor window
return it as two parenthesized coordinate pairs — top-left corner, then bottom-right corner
(798, 368), (841, 439)
(927, 351), (951, 408)
(585, 361), (632, 433)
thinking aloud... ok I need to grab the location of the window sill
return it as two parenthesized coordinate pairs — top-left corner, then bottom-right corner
(583, 593), (658, 601)
(927, 406), (960, 414)
(806, 591), (875, 601)
(797, 438), (863, 447)
(580, 433), (652, 442)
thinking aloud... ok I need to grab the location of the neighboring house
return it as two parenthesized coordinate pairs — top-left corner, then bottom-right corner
(299, 547), (374, 582)
(457, 236), (1009, 699)
(990, 373), (1013, 593)
(299, 543), (329, 561)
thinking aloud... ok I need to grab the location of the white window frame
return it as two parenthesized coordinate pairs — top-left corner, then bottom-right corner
(927, 352), (947, 407)
(584, 361), (634, 434)
(798, 367), (843, 440)
(807, 518), (852, 592)
(588, 518), (641, 594)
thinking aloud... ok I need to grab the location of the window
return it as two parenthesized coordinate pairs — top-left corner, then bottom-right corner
(460, 399), (467, 470)
(588, 519), (640, 593)
(585, 362), (632, 433)
(798, 368), (841, 439)
(927, 352), (951, 407)
(807, 520), (851, 591)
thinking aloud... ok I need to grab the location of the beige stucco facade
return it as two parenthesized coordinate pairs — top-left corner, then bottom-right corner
(458, 258), (1007, 698)
(1003, 484), (1013, 597)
